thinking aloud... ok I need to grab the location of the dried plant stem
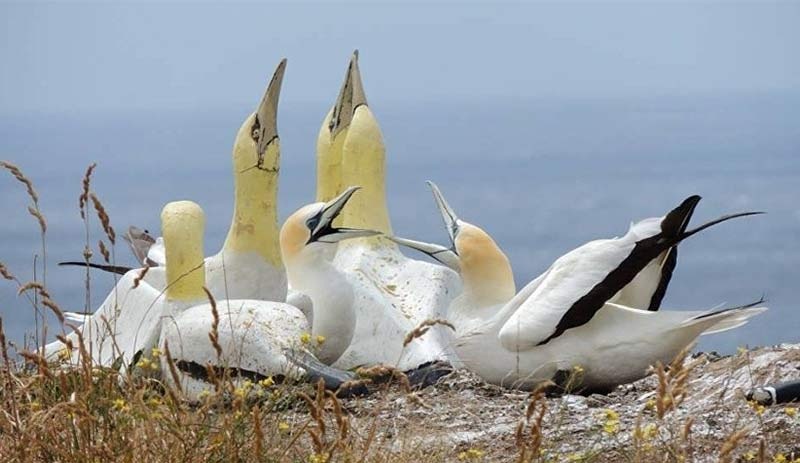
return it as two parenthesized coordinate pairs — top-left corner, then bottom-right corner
(1, 161), (48, 351)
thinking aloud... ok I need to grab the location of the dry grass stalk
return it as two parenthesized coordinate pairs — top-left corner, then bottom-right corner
(132, 265), (150, 289)
(98, 240), (110, 263)
(652, 347), (699, 419)
(17, 281), (48, 298)
(0, 262), (14, 280)
(2, 161), (49, 347)
(718, 428), (748, 463)
(1, 161), (39, 204)
(163, 340), (183, 404)
(252, 405), (264, 459)
(89, 192), (116, 245)
(356, 364), (411, 393)
(757, 438), (766, 463)
(79, 163), (96, 219)
(41, 297), (65, 325)
(403, 318), (455, 347)
(203, 287), (223, 361)
(516, 382), (550, 463)
(27, 206), (47, 234)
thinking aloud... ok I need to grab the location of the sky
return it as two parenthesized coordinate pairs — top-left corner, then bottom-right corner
(0, 1), (799, 352)
(1, 1), (799, 115)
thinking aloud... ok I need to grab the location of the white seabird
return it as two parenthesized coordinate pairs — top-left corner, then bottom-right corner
(393, 183), (767, 391)
(312, 52), (462, 371)
(160, 188), (377, 399)
(58, 59), (290, 302)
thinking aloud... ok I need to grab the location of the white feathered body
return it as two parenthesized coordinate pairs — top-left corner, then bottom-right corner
(455, 302), (766, 391)
(160, 299), (308, 399)
(44, 267), (168, 368)
(332, 238), (462, 370)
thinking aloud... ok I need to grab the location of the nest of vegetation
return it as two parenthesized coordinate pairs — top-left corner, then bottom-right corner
(1, 335), (798, 462)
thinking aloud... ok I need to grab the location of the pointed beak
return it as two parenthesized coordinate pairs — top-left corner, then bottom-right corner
(253, 58), (287, 156)
(427, 181), (461, 246)
(329, 50), (368, 139)
(388, 236), (461, 272)
(310, 186), (381, 243)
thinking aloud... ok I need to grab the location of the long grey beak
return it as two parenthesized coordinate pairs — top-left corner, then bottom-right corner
(253, 58), (287, 155)
(388, 235), (461, 272)
(310, 186), (381, 243)
(427, 181), (461, 246)
(329, 50), (368, 139)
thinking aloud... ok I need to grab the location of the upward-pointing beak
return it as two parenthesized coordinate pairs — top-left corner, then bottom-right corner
(329, 50), (368, 139)
(310, 186), (381, 243)
(384, 180), (462, 272)
(388, 235), (461, 272)
(427, 181), (461, 247)
(254, 58), (287, 156)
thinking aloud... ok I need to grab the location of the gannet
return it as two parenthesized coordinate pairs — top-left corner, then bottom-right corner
(46, 61), (291, 366)
(58, 59), (289, 302)
(161, 188), (377, 399)
(393, 183), (767, 391)
(312, 52), (462, 371)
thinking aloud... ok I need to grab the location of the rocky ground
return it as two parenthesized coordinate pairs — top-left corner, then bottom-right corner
(278, 343), (800, 462)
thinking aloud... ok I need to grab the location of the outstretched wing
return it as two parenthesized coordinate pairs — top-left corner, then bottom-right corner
(497, 195), (703, 351)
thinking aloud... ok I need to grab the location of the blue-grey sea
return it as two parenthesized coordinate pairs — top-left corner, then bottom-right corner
(1, 93), (798, 353)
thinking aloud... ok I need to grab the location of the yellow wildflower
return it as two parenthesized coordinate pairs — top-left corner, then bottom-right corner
(784, 407), (797, 418)
(278, 422), (290, 432)
(603, 421), (619, 434)
(112, 398), (129, 412)
(645, 398), (656, 410)
(300, 332), (311, 344)
(457, 448), (485, 460)
(30, 401), (41, 411)
(150, 347), (163, 357)
(316, 335), (326, 345)
(136, 357), (151, 370)
(642, 423), (657, 440)
(572, 365), (584, 374)
(259, 376), (275, 388)
(601, 408), (620, 434)
(743, 451), (756, 461)
(234, 387), (247, 400)
(749, 401), (766, 416)
(774, 454), (787, 463)
(198, 390), (211, 400)
(308, 453), (327, 463)
(57, 348), (71, 362)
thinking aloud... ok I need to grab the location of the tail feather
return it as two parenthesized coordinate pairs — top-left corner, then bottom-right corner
(682, 299), (768, 335)
(59, 261), (133, 275)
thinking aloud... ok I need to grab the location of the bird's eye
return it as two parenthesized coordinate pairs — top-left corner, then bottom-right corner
(305, 216), (320, 231)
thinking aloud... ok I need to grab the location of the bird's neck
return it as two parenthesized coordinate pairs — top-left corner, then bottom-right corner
(222, 143), (282, 268)
(449, 255), (516, 334)
(287, 253), (355, 364)
(339, 105), (393, 235)
(315, 109), (346, 203)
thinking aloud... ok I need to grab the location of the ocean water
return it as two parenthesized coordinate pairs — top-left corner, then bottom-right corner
(1, 93), (798, 353)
